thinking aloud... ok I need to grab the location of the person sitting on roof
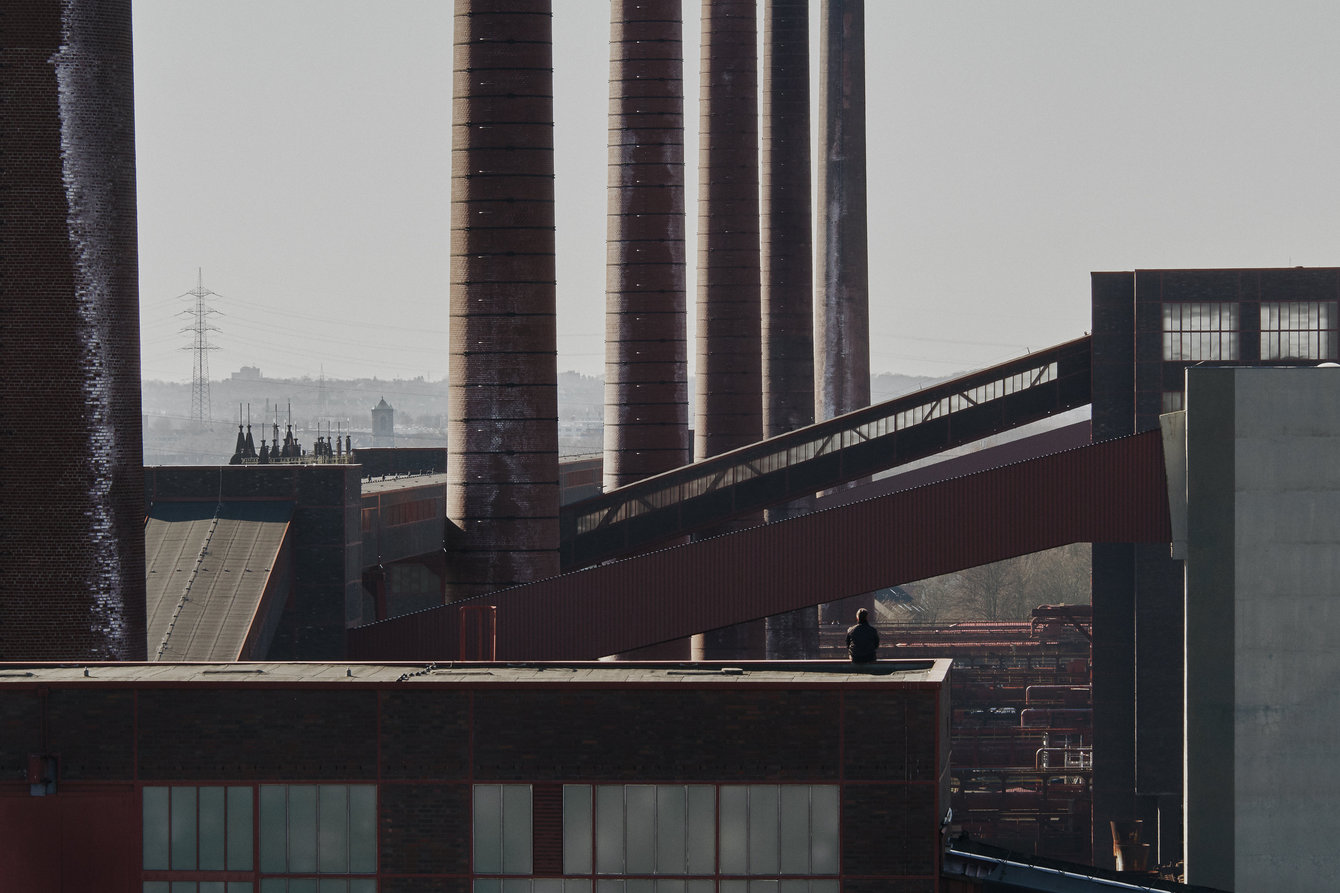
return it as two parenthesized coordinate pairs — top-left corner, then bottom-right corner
(846, 608), (879, 663)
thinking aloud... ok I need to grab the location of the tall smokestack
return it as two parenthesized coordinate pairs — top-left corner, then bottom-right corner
(603, 0), (689, 490)
(447, 0), (560, 598)
(692, 0), (764, 660)
(814, 0), (869, 423)
(0, 0), (146, 660)
(761, 0), (818, 658)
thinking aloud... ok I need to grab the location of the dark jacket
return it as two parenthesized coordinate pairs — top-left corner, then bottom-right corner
(846, 619), (879, 662)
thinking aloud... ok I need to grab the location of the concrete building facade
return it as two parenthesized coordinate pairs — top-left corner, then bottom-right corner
(1179, 366), (1340, 890)
(1089, 266), (1340, 867)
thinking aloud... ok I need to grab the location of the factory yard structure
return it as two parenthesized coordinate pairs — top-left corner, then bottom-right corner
(3, 1), (1340, 890)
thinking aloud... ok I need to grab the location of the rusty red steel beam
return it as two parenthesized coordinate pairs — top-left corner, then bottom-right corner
(603, 0), (690, 490)
(446, 0), (560, 598)
(350, 430), (1172, 661)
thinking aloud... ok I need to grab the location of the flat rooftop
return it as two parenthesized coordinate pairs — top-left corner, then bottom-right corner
(0, 659), (950, 687)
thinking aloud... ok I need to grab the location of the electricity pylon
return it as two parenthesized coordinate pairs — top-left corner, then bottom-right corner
(178, 268), (223, 426)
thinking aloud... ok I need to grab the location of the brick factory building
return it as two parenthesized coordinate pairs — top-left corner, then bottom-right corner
(0, 659), (950, 892)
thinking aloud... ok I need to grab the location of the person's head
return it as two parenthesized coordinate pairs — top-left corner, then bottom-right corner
(856, 608), (869, 623)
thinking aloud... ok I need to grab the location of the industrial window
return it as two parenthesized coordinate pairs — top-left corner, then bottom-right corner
(258, 785), (377, 881)
(1260, 301), (1338, 360)
(1161, 391), (1184, 414)
(717, 786), (838, 877)
(143, 785), (254, 873)
(1162, 303), (1239, 361)
(474, 784), (534, 876)
(557, 784), (837, 886)
(142, 879), (254, 884)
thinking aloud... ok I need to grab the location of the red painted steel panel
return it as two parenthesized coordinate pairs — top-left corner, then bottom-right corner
(351, 431), (1170, 660)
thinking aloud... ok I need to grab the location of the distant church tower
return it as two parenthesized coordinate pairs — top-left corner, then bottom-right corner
(372, 397), (395, 447)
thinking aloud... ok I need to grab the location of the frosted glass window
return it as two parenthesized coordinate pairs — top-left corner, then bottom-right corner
(144, 787), (171, 870)
(318, 882), (347, 893)
(475, 786), (503, 874)
(259, 784), (375, 877)
(475, 880), (501, 893)
(199, 787), (226, 870)
(172, 884), (197, 893)
(502, 786), (534, 875)
(349, 786), (377, 874)
(656, 786), (686, 873)
(474, 784), (533, 875)
(720, 881), (748, 893)
(809, 881), (839, 893)
(779, 881), (808, 893)
(288, 786), (319, 873)
(228, 787), (254, 871)
(718, 787), (748, 875)
(144, 884), (170, 893)
(625, 786), (656, 874)
(201, 885), (226, 893)
(809, 788), (839, 875)
(656, 880), (685, 893)
(289, 881), (317, 893)
(1162, 302), (1239, 361)
(535, 879), (565, 893)
(625, 880), (652, 893)
(747, 787), (779, 874)
(565, 879), (592, 893)
(564, 786), (594, 875)
(778, 788), (809, 874)
(172, 786), (198, 869)
(596, 785), (625, 874)
(1261, 301), (1338, 360)
(687, 882), (714, 893)
(685, 788), (715, 875)
(319, 785), (349, 873)
(502, 882), (531, 893)
(748, 881), (778, 893)
(260, 786), (288, 873)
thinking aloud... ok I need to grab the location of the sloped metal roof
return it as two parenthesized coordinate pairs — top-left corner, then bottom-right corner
(145, 501), (292, 661)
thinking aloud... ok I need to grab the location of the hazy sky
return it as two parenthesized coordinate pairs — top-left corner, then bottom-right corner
(133, 1), (1340, 383)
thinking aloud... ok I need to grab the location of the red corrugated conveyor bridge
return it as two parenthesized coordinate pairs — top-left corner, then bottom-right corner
(349, 336), (1172, 660)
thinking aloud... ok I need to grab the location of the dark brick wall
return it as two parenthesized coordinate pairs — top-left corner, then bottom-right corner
(0, 676), (945, 886)
(841, 783), (938, 878)
(472, 689), (840, 781)
(0, 690), (43, 781)
(843, 690), (939, 782)
(379, 781), (470, 875)
(48, 689), (133, 780)
(379, 691), (470, 779)
(0, 0), (146, 661)
(136, 689), (378, 779)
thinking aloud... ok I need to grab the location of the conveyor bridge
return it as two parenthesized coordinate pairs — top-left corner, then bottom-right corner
(561, 336), (1092, 569)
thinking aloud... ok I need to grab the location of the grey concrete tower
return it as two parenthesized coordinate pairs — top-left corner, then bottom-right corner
(814, 0), (870, 422)
(692, 0), (764, 660)
(603, 0), (690, 490)
(761, 0), (819, 658)
(447, 0), (560, 598)
(0, 0), (146, 660)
